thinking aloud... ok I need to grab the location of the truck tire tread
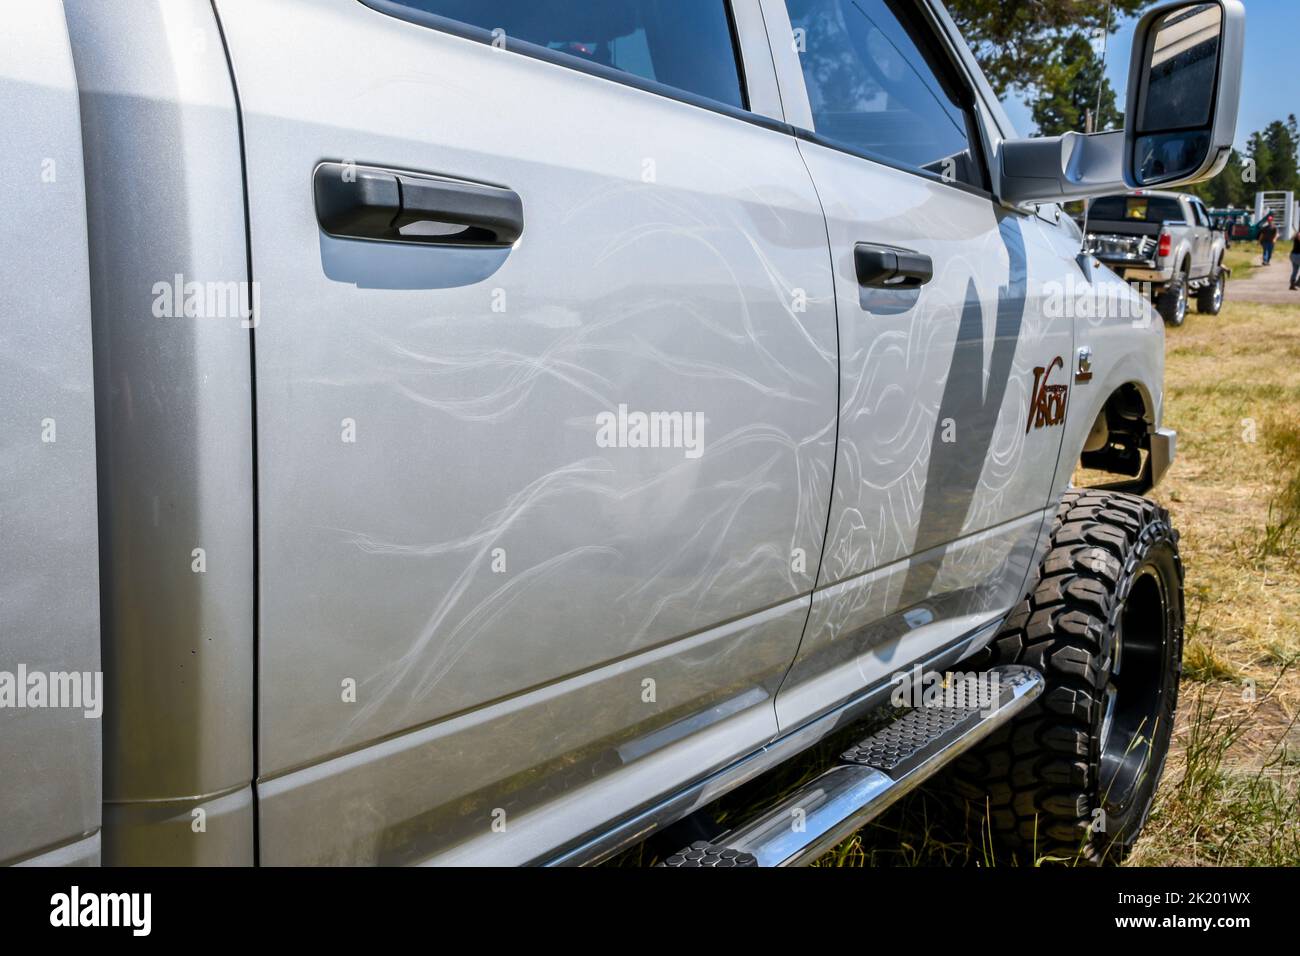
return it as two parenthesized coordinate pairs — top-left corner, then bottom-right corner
(950, 489), (1184, 864)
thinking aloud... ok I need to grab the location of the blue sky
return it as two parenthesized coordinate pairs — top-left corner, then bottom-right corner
(1001, 0), (1293, 149)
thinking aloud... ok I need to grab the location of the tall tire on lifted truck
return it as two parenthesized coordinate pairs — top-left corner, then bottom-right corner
(951, 490), (1184, 864)
(1156, 268), (1189, 326)
(1196, 260), (1225, 315)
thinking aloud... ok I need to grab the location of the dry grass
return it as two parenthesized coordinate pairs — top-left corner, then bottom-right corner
(1222, 241), (1266, 281)
(1124, 299), (1300, 864)
(1154, 300), (1300, 694)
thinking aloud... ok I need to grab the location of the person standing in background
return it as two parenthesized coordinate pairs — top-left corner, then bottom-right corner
(1290, 227), (1300, 291)
(1260, 215), (1278, 265)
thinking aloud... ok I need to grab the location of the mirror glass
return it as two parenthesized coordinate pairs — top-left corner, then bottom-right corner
(1134, 2), (1223, 184)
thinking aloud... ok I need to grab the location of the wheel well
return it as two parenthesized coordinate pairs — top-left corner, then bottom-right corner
(1078, 383), (1155, 491)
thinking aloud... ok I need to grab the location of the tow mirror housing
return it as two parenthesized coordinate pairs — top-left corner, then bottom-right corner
(997, 0), (1244, 205)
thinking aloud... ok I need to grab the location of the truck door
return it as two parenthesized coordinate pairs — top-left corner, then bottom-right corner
(1190, 198), (1214, 274)
(212, 0), (839, 863)
(0, 0), (102, 866)
(762, 0), (1075, 726)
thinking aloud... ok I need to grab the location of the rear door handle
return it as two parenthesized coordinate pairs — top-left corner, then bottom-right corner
(314, 162), (523, 247)
(854, 243), (933, 289)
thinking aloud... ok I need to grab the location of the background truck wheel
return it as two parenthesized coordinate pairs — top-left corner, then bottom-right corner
(1196, 265), (1225, 315)
(951, 490), (1184, 864)
(1156, 269), (1189, 326)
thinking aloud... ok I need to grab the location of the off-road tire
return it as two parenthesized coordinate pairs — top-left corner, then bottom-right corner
(1196, 262), (1225, 315)
(951, 490), (1184, 864)
(1156, 269), (1189, 326)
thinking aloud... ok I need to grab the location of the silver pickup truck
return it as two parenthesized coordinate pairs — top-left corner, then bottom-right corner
(1087, 191), (1229, 326)
(2, 0), (1243, 867)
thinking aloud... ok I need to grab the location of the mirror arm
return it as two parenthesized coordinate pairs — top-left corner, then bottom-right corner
(998, 130), (1127, 206)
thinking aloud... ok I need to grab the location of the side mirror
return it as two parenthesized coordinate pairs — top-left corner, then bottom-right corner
(1127, 1), (1246, 187)
(996, 0), (1244, 205)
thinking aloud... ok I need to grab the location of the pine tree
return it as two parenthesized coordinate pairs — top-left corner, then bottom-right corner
(945, 0), (1146, 99)
(1030, 33), (1123, 137)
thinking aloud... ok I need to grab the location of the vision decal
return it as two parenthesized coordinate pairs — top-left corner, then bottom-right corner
(1027, 356), (1068, 432)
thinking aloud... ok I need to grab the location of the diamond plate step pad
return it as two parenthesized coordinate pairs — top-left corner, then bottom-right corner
(840, 704), (984, 775)
(659, 841), (759, 868)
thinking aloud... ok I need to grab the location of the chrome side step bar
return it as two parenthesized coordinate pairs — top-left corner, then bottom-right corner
(662, 665), (1043, 867)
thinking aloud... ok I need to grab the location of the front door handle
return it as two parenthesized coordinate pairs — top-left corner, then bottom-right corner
(855, 243), (933, 289)
(314, 162), (523, 247)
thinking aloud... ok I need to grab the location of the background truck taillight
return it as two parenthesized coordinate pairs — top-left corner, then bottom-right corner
(1158, 230), (1172, 258)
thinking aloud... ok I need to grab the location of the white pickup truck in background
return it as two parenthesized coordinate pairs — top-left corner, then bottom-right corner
(1087, 190), (1229, 326)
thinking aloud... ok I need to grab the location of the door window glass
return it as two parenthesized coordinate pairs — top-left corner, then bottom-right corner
(785, 0), (984, 188)
(378, 0), (746, 109)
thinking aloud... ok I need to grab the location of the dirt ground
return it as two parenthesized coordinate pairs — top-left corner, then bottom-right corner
(1223, 244), (1300, 305)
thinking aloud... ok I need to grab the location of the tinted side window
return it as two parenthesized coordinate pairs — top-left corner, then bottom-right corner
(378, 0), (746, 109)
(785, 0), (984, 188)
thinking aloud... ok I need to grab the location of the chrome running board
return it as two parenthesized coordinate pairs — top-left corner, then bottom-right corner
(661, 665), (1043, 867)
